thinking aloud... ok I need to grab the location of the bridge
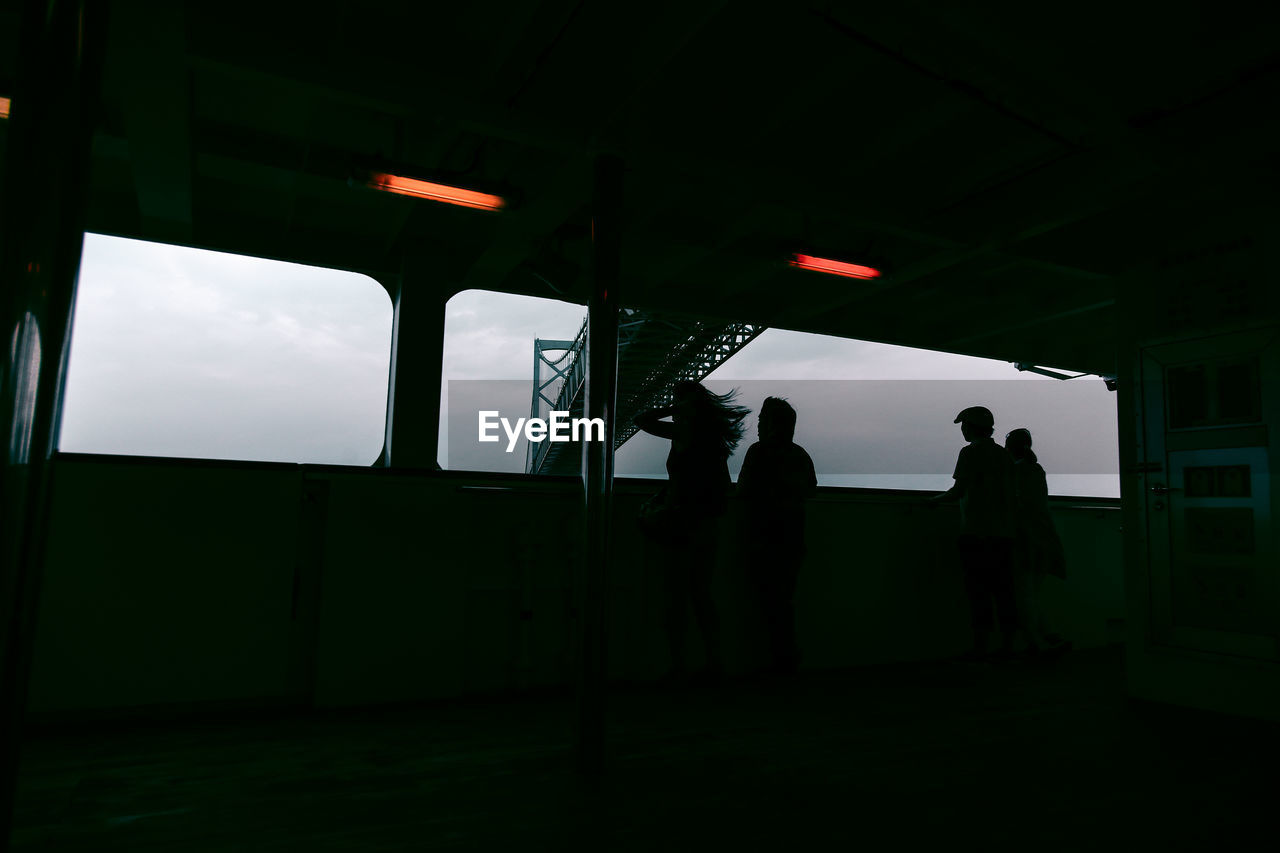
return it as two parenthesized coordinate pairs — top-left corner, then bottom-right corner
(526, 311), (764, 475)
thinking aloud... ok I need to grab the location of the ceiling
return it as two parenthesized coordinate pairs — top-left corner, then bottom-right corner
(8, 0), (1280, 376)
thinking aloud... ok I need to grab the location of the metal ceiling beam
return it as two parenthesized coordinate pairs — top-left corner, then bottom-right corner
(948, 299), (1117, 348)
(367, 0), (589, 264)
(456, 0), (734, 297)
(818, 1), (1280, 198)
(115, 1), (193, 243)
(184, 53), (591, 158)
(765, 3), (1277, 323)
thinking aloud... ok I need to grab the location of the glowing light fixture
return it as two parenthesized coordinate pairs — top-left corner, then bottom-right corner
(367, 172), (504, 211)
(0, 97), (10, 120)
(788, 253), (881, 280)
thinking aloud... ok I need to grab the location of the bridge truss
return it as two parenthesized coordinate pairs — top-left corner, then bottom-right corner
(526, 310), (764, 476)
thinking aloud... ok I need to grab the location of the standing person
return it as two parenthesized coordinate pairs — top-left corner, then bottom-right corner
(635, 380), (750, 685)
(929, 406), (1018, 661)
(738, 397), (817, 676)
(1004, 428), (1070, 655)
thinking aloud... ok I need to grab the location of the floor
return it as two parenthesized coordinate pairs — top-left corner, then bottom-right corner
(11, 647), (1279, 851)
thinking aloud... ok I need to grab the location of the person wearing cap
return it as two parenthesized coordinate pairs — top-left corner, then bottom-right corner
(1004, 428), (1070, 656)
(929, 406), (1019, 661)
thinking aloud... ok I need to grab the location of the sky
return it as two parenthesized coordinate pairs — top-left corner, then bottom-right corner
(60, 234), (393, 465)
(441, 290), (1121, 497)
(61, 234), (1120, 496)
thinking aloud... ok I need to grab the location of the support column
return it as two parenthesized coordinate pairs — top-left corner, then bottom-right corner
(576, 154), (622, 780)
(382, 251), (446, 470)
(0, 1), (106, 846)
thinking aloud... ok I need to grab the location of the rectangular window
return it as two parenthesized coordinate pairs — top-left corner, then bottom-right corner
(439, 289), (586, 473)
(1168, 357), (1262, 430)
(60, 234), (393, 465)
(616, 316), (1120, 498)
(439, 296), (1120, 497)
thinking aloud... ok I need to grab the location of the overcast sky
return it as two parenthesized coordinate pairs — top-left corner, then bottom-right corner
(62, 235), (1119, 496)
(61, 234), (392, 464)
(441, 289), (1120, 496)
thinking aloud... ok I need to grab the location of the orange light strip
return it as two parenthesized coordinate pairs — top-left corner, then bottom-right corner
(368, 172), (504, 211)
(789, 253), (881, 280)
(0, 97), (10, 120)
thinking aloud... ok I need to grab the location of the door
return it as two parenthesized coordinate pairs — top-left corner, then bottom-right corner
(1140, 329), (1278, 661)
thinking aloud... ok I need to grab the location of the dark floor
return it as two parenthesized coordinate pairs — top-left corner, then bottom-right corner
(11, 648), (1280, 851)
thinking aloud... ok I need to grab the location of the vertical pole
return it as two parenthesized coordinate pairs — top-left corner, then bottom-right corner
(0, 1), (106, 846)
(383, 252), (446, 470)
(527, 342), (542, 473)
(576, 153), (622, 780)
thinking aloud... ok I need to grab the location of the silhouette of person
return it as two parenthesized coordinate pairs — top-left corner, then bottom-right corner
(1005, 428), (1070, 656)
(929, 406), (1018, 661)
(737, 397), (817, 676)
(635, 380), (749, 685)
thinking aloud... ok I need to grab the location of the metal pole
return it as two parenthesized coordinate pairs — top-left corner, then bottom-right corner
(0, 1), (106, 847)
(576, 153), (622, 780)
(528, 341), (543, 473)
(384, 252), (446, 470)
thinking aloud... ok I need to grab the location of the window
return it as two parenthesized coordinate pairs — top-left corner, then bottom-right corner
(59, 234), (393, 465)
(438, 294), (1120, 497)
(1167, 357), (1262, 430)
(615, 327), (1120, 498)
(439, 289), (586, 473)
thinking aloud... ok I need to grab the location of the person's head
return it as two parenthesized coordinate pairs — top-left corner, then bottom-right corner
(1004, 427), (1036, 461)
(669, 380), (750, 454)
(671, 380), (701, 418)
(759, 397), (797, 443)
(954, 406), (994, 441)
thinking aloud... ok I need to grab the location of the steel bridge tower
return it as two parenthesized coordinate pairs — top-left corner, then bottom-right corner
(527, 310), (763, 475)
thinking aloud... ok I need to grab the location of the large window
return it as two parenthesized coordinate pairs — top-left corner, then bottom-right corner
(438, 292), (1120, 497)
(59, 234), (393, 465)
(616, 328), (1120, 497)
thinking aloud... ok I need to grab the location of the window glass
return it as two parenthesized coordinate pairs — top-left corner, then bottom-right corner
(59, 234), (393, 465)
(438, 293), (1120, 497)
(439, 289), (586, 472)
(616, 327), (1120, 498)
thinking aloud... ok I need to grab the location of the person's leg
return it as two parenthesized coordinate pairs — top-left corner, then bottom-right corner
(1031, 571), (1046, 637)
(1034, 572), (1071, 649)
(754, 558), (781, 671)
(990, 538), (1018, 656)
(958, 536), (994, 657)
(753, 541), (794, 673)
(1011, 535), (1038, 651)
(663, 547), (690, 681)
(688, 522), (722, 678)
(1013, 565), (1047, 651)
(777, 548), (801, 672)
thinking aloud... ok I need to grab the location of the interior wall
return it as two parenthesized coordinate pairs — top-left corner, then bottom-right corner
(1117, 238), (1280, 722)
(27, 456), (1124, 717)
(31, 459), (302, 713)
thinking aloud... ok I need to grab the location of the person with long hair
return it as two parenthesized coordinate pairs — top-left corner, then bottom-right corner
(635, 380), (750, 685)
(1004, 428), (1070, 657)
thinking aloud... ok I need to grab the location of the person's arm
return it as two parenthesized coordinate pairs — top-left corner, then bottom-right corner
(1032, 463), (1050, 503)
(737, 440), (752, 489)
(929, 481), (965, 502)
(633, 405), (677, 440)
(929, 448), (968, 502)
(803, 448), (818, 498)
(737, 443), (759, 495)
